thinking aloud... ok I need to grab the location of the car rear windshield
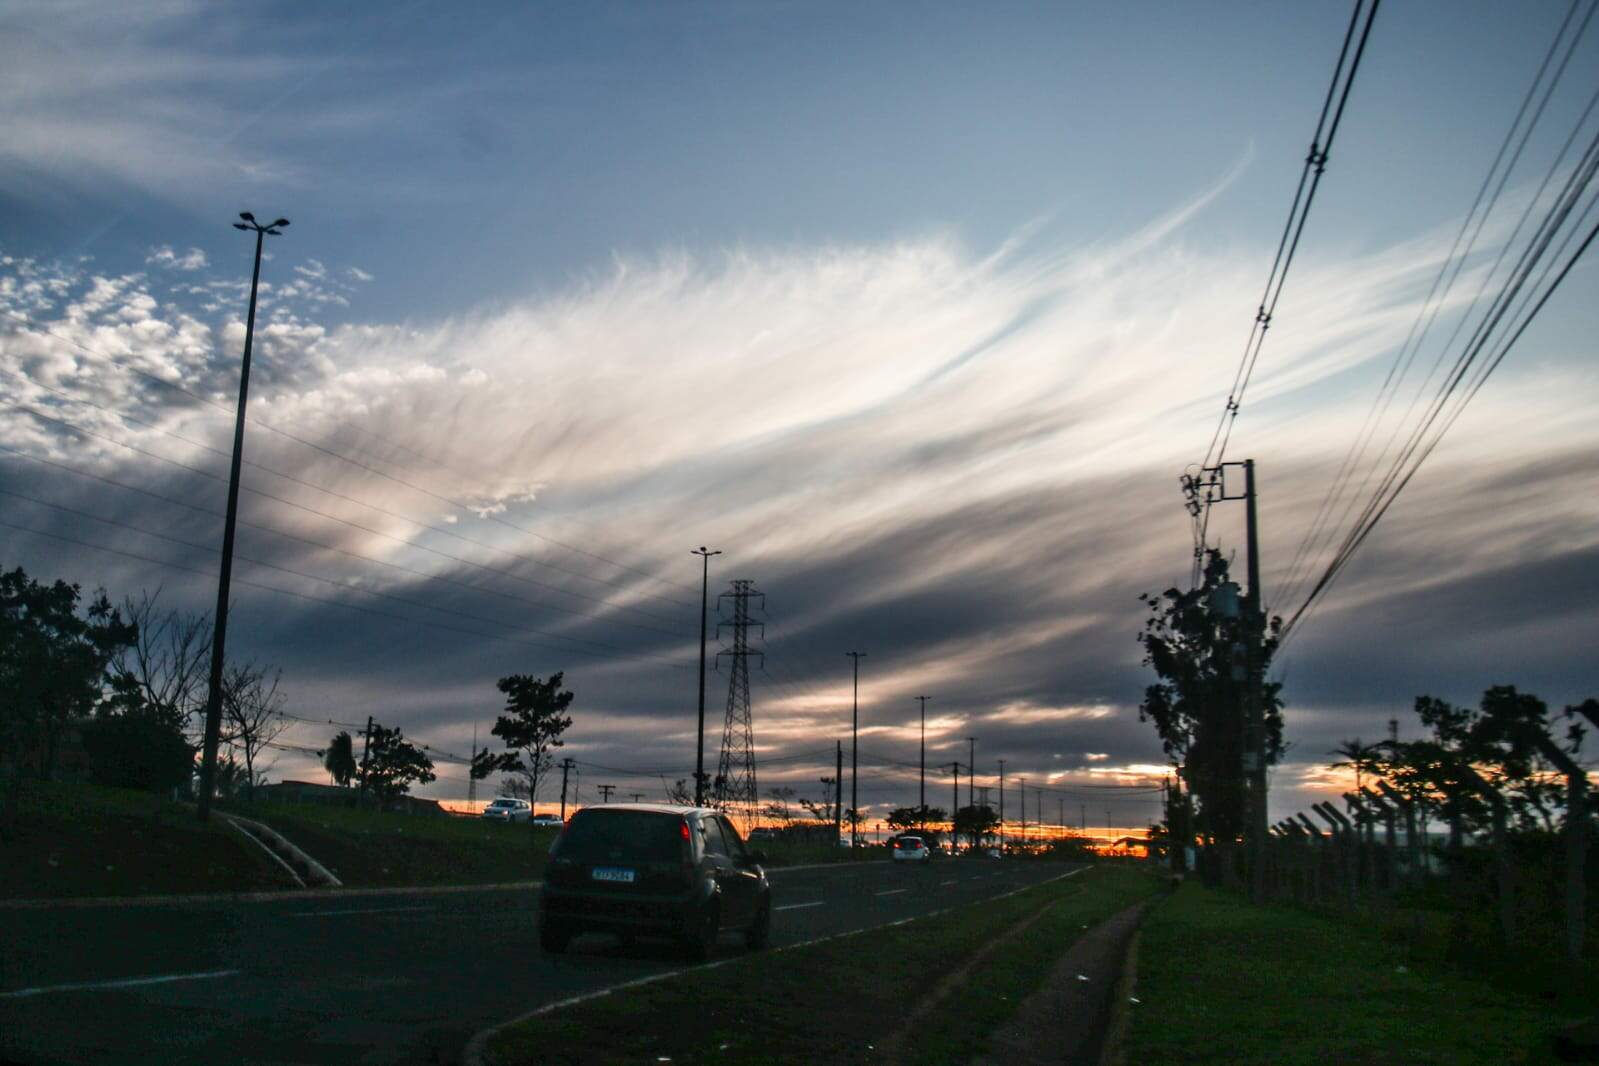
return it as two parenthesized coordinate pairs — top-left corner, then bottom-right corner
(897, 837), (921, 847)
(552, 810), (686, 863)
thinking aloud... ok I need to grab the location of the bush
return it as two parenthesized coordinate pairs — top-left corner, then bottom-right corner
(81, 715), (193, 793)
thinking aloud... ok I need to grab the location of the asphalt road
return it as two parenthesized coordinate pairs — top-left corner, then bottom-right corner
(0, 859), (1079, 1066)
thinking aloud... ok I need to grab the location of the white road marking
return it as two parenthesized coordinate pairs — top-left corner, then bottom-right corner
(940, 879), (958, 886)
(290, 905), (435, 918)
(0, 969), (240, 999)
(875, 888), (908, 897)
(774, 901), (826, 912)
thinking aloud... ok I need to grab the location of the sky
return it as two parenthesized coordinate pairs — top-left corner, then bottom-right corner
(2, 1), (1597, 831)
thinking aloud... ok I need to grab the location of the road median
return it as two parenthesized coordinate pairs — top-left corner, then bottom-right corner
(474, 863), (1160, 1066)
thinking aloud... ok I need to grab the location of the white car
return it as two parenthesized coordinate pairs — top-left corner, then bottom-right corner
(481, 798), (532, 823)
(531, 813), (564, 827)
(891, 835), (931, 863)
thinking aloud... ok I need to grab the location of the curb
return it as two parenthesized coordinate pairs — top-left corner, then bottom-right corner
(1098, 923), (1144, 1066)
(461, 864), (1086, 1066)
(0, 878), (544, 911)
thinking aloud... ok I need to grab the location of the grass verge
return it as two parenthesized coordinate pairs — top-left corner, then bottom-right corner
(484, 864), (1160, 1066)
(1123, 881), (1586, 1065)
(225, 800), (558, 888)
(0, 779), (284, 899)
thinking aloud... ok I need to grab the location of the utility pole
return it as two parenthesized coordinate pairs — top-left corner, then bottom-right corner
(847, 652), (866, 846)
(1243, 458), (1267, 903)
(998, 759), (1006, 853)
(357, 716), (374, 799)
(947, 762), (961, 850)
(835, 740), (844, 840)
(631, 793), (646, 803)
(196, 210), (288, 822)
(966, 737), (976, 807)
(598, 784), (615, 804)
(691, 547), (721, 806)
(1191, 459), (1268, 901)
(559, 757), (574, 820)
(916, 695), (931, 825)
(1018, 778), (1026, 845)
(467, 724), (478, 807)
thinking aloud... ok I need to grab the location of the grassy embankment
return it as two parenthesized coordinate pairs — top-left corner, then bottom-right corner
(0, 779), (282, 899)
(484, 864), (1162, 1066)
(1, 780), (882, 899)
(227, 799), (558, 888)
(1123, 881), (1589, 1065)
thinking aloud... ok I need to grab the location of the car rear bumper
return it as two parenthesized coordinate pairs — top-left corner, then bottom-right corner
(539, 886), (701, 937)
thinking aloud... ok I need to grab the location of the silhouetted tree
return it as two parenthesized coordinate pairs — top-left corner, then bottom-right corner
(953, 804), (1000, 847)
(664, 778), (694, 805)
(358, 724), (436, 802)
(219, 662), (286, 801)
(323, 731), (357, 787)
(0, 565), (135, 789)
(111, 590), (211, 742)
(1329, 737), (1385, 793)
(760, 786), (797, 825)
(1138, 550), (1283, 883)
(471, 672), (574, 809)
(885, 805), (946, 832)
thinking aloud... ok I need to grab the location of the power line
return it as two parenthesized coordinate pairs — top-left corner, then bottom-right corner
(1275, 0), (1599, 615)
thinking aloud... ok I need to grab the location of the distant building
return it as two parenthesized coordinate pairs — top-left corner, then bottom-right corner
(257, 779), (446, 817)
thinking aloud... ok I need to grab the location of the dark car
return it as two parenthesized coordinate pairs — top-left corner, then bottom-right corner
(538, 803), (772, 960)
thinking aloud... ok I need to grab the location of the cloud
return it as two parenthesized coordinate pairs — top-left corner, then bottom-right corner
(1, 189), (1595, 822)
(146, 245), (208, 271)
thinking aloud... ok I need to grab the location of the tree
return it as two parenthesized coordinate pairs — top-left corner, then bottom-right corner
(110, 590), (211, 742)
(358, 723), (436, 803)
(664, 778), (694, 805)
(219, 661), (287, 802)
(1329, 737), (1385, 794)
(1393, 686), (1588, 834)
(886, 805), (945, 832)
(798, 776), (839, 823)
(953, 804), (1000, 848)
(761, 786), (797, 826)
(0, 566), (136, 785)
(471, 672), (574, 808)
(323, 731), (357, 787)
(1138, 549), (1283, 879)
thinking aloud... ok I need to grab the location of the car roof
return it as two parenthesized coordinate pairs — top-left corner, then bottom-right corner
(573, 802), (722, 817)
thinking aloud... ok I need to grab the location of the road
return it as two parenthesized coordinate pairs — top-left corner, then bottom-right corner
(0, 859), (1078, 1065)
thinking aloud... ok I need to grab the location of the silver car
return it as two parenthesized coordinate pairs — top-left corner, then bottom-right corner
(481, 798), (532, 823)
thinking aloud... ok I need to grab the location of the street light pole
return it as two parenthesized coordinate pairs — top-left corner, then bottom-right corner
(915, 695), (930, 827)
(847, 652), (866, 846)
(966, 737), (976, 807)
(691, 547), (721, 806)
(196, 211), (288, 822)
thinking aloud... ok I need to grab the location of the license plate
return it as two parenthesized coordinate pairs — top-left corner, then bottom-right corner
(591, 867), (636, 883)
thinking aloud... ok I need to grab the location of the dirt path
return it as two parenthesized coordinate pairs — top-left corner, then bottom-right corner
(970, 901), (1148, 1066)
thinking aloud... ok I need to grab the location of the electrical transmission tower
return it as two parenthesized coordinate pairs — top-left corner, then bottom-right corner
(713, 579), (764, 831)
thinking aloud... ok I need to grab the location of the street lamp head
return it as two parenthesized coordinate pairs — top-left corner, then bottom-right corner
(232, 223), (248, 231)
(239, 211), (255, 222)
(271, 219), (290, 228)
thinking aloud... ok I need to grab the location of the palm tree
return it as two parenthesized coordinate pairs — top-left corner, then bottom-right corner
(1329, 738), (1385, 793)
(323, 731), (357, 787)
